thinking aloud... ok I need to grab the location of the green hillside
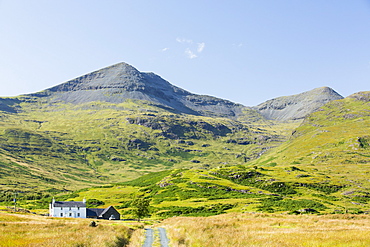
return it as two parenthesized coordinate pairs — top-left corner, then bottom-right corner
(247, 91), (370, 212)
(22, 92), (369, 217)
(0, 96), (290, 195)
(37, 163), (366, 218)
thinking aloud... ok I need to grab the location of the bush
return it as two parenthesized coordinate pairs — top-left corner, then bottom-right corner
(86, 199), (105, 207)
(156, 203), (235, 217)
(257, 197), (326, 213)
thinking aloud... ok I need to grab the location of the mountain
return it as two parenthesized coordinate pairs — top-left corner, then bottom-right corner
(255, 90), (370, 164)
(0, 62), (349, 199)
(254, 87), (343, 121)
(0, 63), (271, 193)
(26, 62), (343, 121)
(30, 62), (254, 119)
(245, 91), (370, 213)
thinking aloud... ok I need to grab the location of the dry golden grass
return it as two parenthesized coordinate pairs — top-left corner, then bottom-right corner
(126, 228), (145, 247)
(0, 212), (132, 247)
(161, 213), (370, 247)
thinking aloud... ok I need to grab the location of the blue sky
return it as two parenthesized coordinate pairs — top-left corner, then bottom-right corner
(0, 1), (369, 106)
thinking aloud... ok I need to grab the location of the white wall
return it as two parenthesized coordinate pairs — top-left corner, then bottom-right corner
(49, 205), (87, 218)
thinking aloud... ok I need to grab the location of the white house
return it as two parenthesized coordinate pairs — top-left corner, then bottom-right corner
(49, 199), (87, 218)
(49, 199), (120, 220)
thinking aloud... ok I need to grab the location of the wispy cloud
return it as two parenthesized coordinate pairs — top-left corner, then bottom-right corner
(176, 38), (193, 44)
(197, 42), (205, 53)
(232, 43), (243, 47)
(176, 38), (205, 59)
(161, 47), (169, 52)
(185, 48), (197, 59)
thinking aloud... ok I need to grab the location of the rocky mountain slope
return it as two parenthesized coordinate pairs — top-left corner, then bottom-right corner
(29, 62), (254, 119)
(254, 87), (343, 121)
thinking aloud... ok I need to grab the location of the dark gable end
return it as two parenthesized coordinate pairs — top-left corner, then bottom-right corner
(87, 206), (120, 220)
(100, 206), (120, 220)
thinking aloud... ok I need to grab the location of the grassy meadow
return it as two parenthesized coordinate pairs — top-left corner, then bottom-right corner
(0, 211), (138, 247)
(3, 210), (370, 247)
(160, 213), (370, 247)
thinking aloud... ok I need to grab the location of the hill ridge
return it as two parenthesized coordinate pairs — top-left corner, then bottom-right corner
(254, 86), (343, 121)
(17, 62), (343, 122)
(22, 62), (251, 118)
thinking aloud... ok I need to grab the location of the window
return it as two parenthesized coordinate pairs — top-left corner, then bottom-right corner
(69, 213), (72, 217)
(69, 207), (71, 210)
(77, 213), (80, 217)
(78, 207), (80, 210)
(60, 213), (63, 217)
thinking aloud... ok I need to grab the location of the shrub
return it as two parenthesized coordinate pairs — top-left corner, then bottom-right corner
(86, 199), (105, 207)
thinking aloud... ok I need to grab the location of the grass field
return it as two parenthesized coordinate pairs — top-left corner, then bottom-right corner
(0, 211), (136, 247)
(2, 210), (370, 246)
(160, 213), (370, 247)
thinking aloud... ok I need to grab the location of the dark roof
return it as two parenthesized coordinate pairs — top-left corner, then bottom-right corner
(100, 206), (114, 216)
(87, 206), (120, 218)
(52, 201), (86, 207)
(87, 208), (105, 217)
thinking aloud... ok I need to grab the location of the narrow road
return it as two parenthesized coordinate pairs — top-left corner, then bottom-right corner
(142, 227), (169, 247)
(142, 228), (154, 247)
(158, 227), (169, 247)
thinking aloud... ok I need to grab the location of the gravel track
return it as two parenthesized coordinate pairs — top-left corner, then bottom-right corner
(142, 228), (154, 247)
(142, 227), (169, 247)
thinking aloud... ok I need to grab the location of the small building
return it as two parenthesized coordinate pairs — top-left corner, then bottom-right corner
(87, 206), (121, 220)
(49, 199), (87, 218)
(49, 199), (120, 220)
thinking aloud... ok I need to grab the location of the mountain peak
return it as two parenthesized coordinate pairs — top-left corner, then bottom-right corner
(310, 86), (341, 96)
(106, 62), (140, 73)
(254, 87), (344, 121)
(45, 62), (143, 93)
(26, 62), (249, 119)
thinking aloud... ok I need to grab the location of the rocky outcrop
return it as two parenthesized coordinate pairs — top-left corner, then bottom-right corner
(347, 91), (370, 102)
(0, 98), (20, 113)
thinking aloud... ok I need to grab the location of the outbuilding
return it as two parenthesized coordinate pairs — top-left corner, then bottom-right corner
(87, 206), (121, 220)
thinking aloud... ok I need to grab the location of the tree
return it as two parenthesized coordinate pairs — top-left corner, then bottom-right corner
(86, 198), (105, 208)
(131, 198), (151, 222)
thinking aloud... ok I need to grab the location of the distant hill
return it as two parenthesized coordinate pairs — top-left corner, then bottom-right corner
(254, 87), (343, 121)
(255, 90), (370, 164)
(246, 91), (370, 213)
